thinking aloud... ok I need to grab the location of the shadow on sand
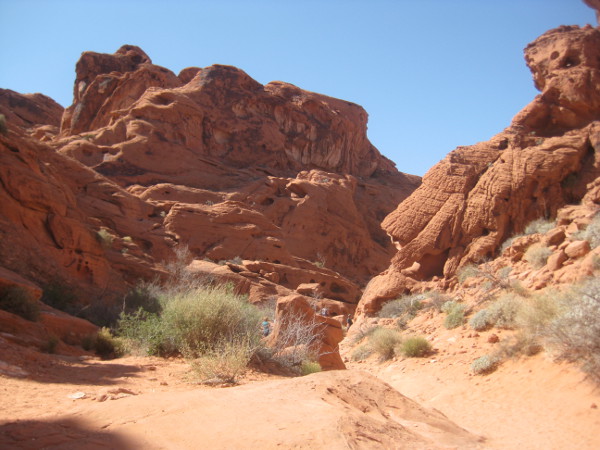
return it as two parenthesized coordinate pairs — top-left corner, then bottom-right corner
(0, 417), (139, 449)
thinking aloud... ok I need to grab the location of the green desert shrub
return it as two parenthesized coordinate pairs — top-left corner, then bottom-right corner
(0, 286), (40, 321)
(300, 360), (322, 376)
(471, 355), (500, 375)
(400, 336), (432, 357)
(351, 343), (373, 361)
(118, 284), (262, 358)
(83, 327), (125, 359)
(524, 218), (555, 235)
(42, 336), (59, 354)
(442, 301), (465, 329)
(190, 341), (254, 384)
(573, 213), (600, 249)
(486, 293), (523, 329)
(524, 243), (552, 269)
(378, 293), (426, 319)
(368, 327), (402, 360)
(41, 282), (78, 314)
(469, 309), (493, 331)
(544, 277), (600, 383)
(122, 282), (162, 314)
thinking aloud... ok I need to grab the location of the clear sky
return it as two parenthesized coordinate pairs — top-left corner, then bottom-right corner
(0, 0), (595, 176)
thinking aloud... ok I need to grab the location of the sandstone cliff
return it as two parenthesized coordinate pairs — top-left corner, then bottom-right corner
(1, 45), (420, 324)
(359, 25), (600, 315)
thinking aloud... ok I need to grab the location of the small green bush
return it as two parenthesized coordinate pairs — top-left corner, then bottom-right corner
(457, 265), (479, 284)
(471, 355), (500, 375)
(122, 283), (162, 314)
(0, 286), (40, 321)
(300, 360), (322, 376)
(351, 344), (373, 361)
(400, 336), (432, 357)
(82, 328), (124, 359)
(524, 218), (555, 235)
(469, 309), (493, 331)
(42, 336), (59, 354)
(487, 293), (523, 329)
(378, 293), (426, 319)
(190, 342), (253, 384)
(573, 213), (600, 249)
(544, 277), (600, 384)
(42, 282), (78, 313)
(117, 284), (262, 358)
(442, 301), (465, 329)
(524, 244), (552, 269)
(369, 327), (402, 360)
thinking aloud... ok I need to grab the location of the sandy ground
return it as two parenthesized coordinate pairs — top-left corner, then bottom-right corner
(0, 347), (481, 449)
(342, 315), (600, 450)
(1, 319), (599, 449)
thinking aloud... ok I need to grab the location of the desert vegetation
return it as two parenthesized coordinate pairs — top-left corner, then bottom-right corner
(0, 286), (40, 321)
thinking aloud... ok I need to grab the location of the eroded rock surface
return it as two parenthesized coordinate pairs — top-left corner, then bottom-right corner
(359, 25), (600, 316)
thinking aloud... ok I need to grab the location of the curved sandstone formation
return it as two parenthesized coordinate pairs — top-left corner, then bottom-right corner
(359, 25), (600, 315)
(52, 45), (419, 286)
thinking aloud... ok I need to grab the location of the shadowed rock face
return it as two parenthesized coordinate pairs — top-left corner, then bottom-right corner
(358, 25), (600, 316)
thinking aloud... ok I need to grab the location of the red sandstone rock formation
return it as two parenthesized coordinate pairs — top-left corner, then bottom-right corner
(359, 25), (600, 316)
(52, 45), (419, 287)
(0, 122), (171, 306)
(270, 294), (346, 371)
(0, 88), (63, 140)
(1, 46), (418, 367)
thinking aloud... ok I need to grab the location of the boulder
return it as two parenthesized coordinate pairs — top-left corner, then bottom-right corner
(271, 295), (345, 371)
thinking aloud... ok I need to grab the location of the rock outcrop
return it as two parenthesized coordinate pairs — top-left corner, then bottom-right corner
(0, 115), (172, 306)
(1, 46), (419, 366)
(359, 25), (600, 316)
(49, 45), (419, 290)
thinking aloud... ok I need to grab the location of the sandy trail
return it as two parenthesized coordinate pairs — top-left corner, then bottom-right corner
(0, 351), (481, 449)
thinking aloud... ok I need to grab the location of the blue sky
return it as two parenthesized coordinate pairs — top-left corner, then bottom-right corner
(0, 0), (595, 176)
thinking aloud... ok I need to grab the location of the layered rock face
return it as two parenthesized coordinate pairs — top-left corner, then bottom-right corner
(359, 25), (600, 315)
(50, 45), (419, 291)
(1, 45), (419, 327)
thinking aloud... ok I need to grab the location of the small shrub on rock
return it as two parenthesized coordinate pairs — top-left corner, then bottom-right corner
(524, 218), (555, 235)
(0, 286), (40, 321)
(524, 243), (552, 269)
(378, 293), (426, 319)
(400, 336), (432, 357)
(574, 213), (600, 249)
